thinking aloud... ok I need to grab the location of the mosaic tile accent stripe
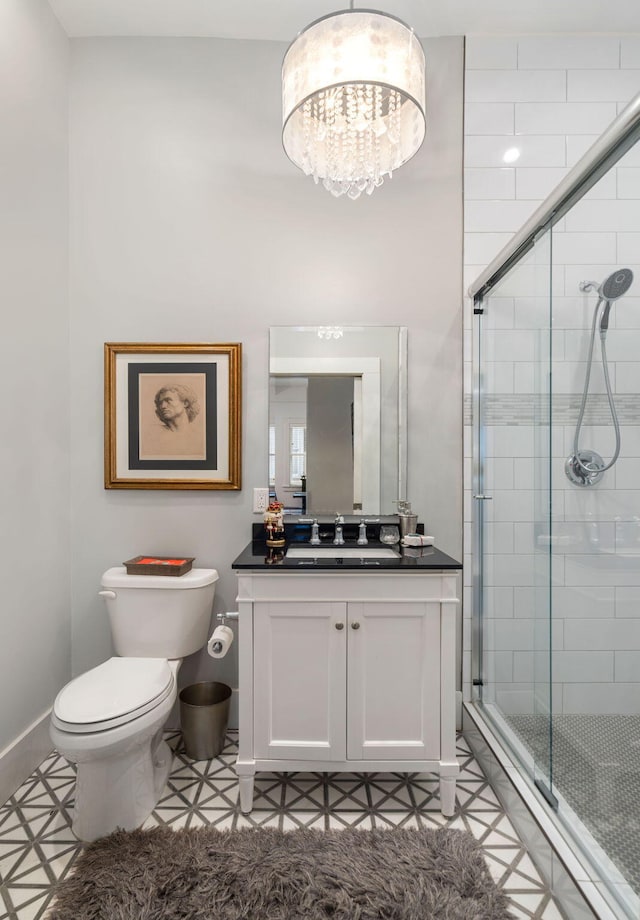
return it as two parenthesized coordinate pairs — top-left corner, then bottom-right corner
(0, 732), (566, 920)
(464, 393), (640, 426)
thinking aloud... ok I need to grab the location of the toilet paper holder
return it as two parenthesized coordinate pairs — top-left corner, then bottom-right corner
(210, 612), (238, 654)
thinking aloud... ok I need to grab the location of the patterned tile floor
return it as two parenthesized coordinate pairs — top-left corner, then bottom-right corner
(0, 732), (566, 920)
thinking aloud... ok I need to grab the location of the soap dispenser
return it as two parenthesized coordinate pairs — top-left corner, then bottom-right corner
(396, 500), (418, 539)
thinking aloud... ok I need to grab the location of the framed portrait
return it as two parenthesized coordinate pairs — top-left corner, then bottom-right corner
(104, 343), (241, 490)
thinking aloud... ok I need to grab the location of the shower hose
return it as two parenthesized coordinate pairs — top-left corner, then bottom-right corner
(573, 297), (620, 475)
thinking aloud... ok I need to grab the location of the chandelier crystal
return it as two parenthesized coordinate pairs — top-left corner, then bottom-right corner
(282, 9), (426, 199)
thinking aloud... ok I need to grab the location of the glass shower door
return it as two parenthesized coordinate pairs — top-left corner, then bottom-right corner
(473, 227), (554, 798)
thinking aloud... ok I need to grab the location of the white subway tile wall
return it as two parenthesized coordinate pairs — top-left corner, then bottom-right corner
(463, 34), (640, 716)
(516, 37), (621, 71)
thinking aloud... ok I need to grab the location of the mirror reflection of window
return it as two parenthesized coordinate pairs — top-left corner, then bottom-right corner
(289, 424), (306, 486)
(269, 377), (307, 511)
(268, 425), (276, 487)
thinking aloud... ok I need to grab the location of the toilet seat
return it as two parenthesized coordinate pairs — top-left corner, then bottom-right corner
(52, 657), (174, 734)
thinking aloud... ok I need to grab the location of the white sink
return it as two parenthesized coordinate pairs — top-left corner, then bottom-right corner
(286, 545), (399, 559)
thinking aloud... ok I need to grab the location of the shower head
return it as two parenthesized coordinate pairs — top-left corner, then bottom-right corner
(600, 268), (634, 301)
(596, 269), (634, 335)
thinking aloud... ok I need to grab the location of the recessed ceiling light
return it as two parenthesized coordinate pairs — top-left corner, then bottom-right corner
(503, 147), (521, 164)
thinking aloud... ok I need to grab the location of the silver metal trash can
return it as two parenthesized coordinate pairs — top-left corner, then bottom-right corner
(179, 681), (231, 760)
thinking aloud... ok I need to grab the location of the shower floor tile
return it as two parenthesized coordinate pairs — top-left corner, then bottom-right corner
(509, 713), (640, 900)
(0, 732), (565, 919)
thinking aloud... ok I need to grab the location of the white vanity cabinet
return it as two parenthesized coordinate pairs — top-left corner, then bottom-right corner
(235, 570), (460, 816)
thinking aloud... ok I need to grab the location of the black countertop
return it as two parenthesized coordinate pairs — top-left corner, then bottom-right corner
(232, 541), (462, 571)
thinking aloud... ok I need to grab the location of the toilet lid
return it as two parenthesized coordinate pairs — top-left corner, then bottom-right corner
(53, 658), (174, 731)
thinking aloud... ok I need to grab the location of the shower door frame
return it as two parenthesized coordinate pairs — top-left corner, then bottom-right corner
(472, 223), (556, 803)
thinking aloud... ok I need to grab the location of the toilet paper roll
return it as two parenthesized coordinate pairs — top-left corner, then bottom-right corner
(207, 625), (234, 659)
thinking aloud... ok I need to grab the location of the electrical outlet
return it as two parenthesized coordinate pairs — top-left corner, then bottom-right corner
(253, 487), (269, 513)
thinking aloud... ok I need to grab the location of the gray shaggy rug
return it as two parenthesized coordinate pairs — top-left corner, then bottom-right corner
(48, 826), (513, 919)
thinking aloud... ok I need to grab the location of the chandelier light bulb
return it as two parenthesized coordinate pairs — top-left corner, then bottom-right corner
(317, 326), (344, 340)
(282, 9), (426, 199)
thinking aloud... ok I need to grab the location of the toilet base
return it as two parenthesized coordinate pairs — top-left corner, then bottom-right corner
(51, 687), (177, 843)
(71, 727), (173, 842)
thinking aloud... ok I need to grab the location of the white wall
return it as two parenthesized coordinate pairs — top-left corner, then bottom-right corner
(463, 35), (640, 714)
(0, 1), (70, 772)
(68, 37), (464, 701)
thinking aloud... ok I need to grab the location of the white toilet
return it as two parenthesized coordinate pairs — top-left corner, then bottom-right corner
(49, 565), (218, 842)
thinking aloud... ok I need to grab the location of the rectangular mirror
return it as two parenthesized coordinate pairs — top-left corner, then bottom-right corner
(269, 326), (407, 516)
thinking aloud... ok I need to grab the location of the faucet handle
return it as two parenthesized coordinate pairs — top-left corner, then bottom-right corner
(357, 519), (368, 546)
(335, 512), (344, 524)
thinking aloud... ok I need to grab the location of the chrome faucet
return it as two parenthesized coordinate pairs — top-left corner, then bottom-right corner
(310, 520), (321, 545)
(333, 514), (345, 546)
(357, 520), (368, 546)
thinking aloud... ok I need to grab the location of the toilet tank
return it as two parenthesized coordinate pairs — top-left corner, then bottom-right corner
(100, 567), (219, 658)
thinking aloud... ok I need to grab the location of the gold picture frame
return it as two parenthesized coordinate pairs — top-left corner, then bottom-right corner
(104, 342), (241, 490)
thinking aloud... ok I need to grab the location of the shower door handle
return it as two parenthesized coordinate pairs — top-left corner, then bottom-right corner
(474, 494), (493, 500)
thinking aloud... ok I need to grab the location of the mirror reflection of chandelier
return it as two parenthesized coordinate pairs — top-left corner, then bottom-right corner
(317, 326), (344, 340)
(282, 6), (426, 199)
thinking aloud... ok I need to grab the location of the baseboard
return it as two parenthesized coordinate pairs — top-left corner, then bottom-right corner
(0, 710), (53, 806)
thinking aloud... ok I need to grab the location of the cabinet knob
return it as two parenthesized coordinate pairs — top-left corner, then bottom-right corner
(351, 622), (361, 630)
(335, 622), (344, 630)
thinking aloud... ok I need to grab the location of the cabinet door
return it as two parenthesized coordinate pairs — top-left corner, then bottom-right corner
(253, 601), (347, 761)
(347, 601), (441, 760)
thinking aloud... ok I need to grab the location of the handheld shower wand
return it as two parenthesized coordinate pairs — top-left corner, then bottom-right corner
(565, 269), (634, 486)
(580, 269), (634, 336)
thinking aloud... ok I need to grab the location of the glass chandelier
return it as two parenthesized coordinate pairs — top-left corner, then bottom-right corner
(282, 7), (426, 199)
